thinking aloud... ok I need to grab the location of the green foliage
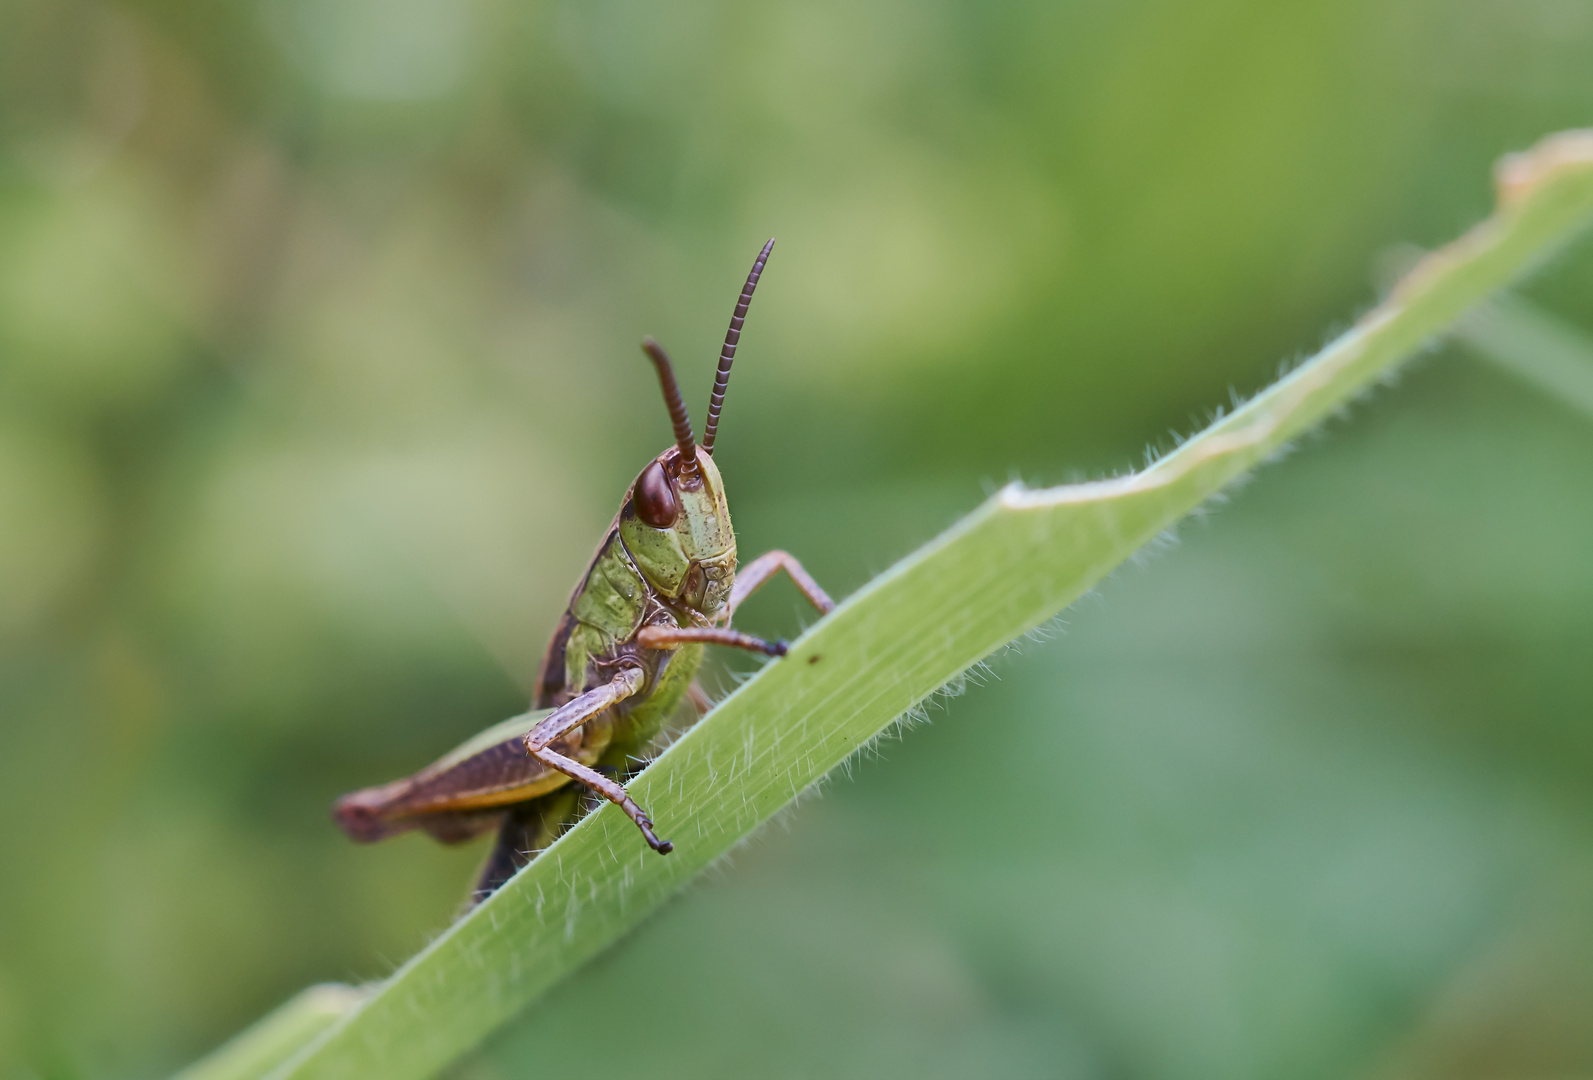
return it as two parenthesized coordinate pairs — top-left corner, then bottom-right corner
(179, 134), (1593, 1080)
(7, 3), (1593, 1077)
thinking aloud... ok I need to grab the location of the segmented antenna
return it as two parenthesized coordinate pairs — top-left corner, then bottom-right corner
(701, 238), (774, 455)
(641, 337), (700, 482)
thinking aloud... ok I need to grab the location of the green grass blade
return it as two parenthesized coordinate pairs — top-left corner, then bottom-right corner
(175, 985), (366, 1080)
(1460, 294), (1593, 419)
(228, 131), (1593, 1080)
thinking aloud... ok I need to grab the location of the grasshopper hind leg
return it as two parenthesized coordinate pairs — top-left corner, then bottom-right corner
(470, 810), (532, 903)
(468, 789), (581, 905)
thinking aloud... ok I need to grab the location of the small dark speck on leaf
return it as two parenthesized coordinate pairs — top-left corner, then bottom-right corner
(808, 654), (821, 664)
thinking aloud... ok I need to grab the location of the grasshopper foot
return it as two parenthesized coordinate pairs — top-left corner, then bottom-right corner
(638, 818), (673, 854)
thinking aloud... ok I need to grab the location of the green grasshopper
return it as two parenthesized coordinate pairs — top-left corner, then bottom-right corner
(333, 240), (835, 899)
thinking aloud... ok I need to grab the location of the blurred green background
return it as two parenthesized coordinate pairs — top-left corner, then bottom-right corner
(2, 0), (1593, 1077)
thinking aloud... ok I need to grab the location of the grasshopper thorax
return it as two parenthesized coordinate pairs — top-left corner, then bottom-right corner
(621, 447), (735, 618)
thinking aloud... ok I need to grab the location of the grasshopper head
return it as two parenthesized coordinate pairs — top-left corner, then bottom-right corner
(621, 446), (735, 617)
(620, 239), (773, 619)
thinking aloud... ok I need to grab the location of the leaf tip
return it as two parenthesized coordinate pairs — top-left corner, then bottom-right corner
(1495, 128), (1593, 210)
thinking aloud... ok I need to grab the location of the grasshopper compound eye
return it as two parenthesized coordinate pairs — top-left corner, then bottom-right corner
(635, 460), (679, 528)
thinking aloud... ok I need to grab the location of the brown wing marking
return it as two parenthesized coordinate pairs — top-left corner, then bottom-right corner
(333, 724), (609, 843)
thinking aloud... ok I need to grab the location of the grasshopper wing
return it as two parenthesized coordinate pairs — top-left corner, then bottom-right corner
(333, 708), (612, 843)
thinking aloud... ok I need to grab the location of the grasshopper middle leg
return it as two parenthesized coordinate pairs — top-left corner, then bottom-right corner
(520, 664), (671, 853)
(524, 666), (645, 750)
(527, 745), (673, 853)
(638, 625), (789, 656)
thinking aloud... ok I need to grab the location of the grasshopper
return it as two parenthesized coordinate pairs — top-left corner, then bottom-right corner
(333, 240), (835, 899)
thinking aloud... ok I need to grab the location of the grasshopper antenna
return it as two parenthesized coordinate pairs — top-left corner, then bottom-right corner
(701, 238), (774, 455)
(641, 337), (700, 484)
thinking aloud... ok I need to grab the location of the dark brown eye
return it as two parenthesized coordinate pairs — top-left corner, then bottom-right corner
(634, 461), (678, 528)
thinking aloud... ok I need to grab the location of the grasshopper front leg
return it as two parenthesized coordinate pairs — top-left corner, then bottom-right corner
(724, 550), (835, 624)
(523, 665), (673, 853)
(639, 552), (835, 658)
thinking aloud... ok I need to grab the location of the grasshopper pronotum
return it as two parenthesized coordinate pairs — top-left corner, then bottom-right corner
(333, 240), (834, 899)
